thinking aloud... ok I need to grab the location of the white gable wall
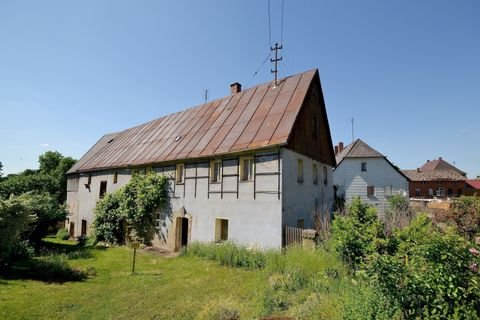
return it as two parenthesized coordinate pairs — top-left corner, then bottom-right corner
(333, 158), (408, 216)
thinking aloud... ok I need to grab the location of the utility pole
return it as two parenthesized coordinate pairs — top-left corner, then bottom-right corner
(270, 43), (283, 86)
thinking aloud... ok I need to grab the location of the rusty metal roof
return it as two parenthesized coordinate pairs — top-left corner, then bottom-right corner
(68, 69), (317, 174)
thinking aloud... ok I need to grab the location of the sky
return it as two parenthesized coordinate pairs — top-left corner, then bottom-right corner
(0, 0), (479, 177)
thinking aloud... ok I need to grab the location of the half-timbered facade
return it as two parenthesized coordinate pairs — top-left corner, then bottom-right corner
(66, 69), (336, 249)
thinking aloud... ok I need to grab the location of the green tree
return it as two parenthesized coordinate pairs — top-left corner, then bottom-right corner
(0, 161), (3, 179)
(0, 194), (37, 266)
(39, 151), (63, 173)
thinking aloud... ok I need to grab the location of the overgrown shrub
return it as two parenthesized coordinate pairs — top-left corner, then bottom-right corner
(93, 173), (168, 244)
(56, 228), (69, 240)
(450, 196), (480, 241)
(331, 197), (386, 268)
(368, 214), (480, 319)
(0, 194), (37, 266)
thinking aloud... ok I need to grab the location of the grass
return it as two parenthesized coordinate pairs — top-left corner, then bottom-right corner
(0, 240), (387, 319)
(0, 241), (266, 320)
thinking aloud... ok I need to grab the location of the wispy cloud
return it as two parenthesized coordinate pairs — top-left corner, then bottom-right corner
(39, 143), (50, 147)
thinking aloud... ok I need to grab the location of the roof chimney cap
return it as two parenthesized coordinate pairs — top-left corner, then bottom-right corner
(230, 82), (241, 94)
(439, 156), (442, 160)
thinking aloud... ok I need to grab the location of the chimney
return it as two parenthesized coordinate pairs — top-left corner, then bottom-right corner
(334, 145), (339, 155)
(439, 157), (442, 160)
(339, 142), (344, 153)
(417, 168), (420, 172)
(230, 82), (241, 94)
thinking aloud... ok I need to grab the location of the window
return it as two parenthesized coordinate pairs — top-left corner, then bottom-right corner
(81, 220), (87, 236)
(240, 156), (254, 181)
(176, 163), (184, 184)
(436, 187), (445, 197)
(361, 162), (367, 172)
(323, 166), (328, 186)
(367, 185), (375, 197)
(297, 219), (305, 229)
(215, 218), (229, 242)
(297, 159), (304, 182)
(99, 181), (107, 198)
(113, 171), (118, 184)
(428, 188), (433, 196)
(384, 185), (392, 196)
(313, 163), (318, 184)
(447, 188), (453, 196)
(87, 174), (92, 185)
(415, 188), (421, 196)
(210, 159), (222, 183)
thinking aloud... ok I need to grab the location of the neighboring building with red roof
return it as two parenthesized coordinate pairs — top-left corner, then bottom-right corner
(465, 180), (480, 196)
(402, 157), (467, 198)
(66, 69), (336, 249)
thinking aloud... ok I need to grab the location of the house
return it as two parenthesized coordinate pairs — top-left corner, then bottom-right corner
(464, 180), (480, 197)
(333, 139), (409, 216)
(402, 157), (467, 198)
(66, 69), (336, 250)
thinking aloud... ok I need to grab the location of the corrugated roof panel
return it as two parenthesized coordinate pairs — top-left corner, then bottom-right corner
(69, 69), (319, 173)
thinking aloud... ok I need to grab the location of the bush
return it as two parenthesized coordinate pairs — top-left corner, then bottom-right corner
(367, 214), (480, 319)
(56, 228), (69, 240)
(0, 194), (37, 266)
(331, 197), (386, 268)
(93, 173), (168, 244)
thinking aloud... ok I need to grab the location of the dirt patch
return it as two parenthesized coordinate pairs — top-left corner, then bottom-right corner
(142, 246), (179, 258)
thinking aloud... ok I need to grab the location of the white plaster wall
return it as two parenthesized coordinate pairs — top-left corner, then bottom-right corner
(333, 158), (409, 216)
(281, 148), (334, 229)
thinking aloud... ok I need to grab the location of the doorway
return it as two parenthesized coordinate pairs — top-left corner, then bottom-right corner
(69, 222), (75, 238)
(81, 220), (87, 236)
(176, 217), (189, 250)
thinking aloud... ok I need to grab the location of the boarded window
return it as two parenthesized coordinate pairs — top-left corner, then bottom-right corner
(240, 156), (254, 181)
(361, 162), (367, 172)
(367, 185), (375, 197)
(215, 219), (229, 242)
(297, 159), (304, 182)
(176, 163), (184, 184)
(99, 181), (107, 198)
(113, 171), (118, 184)
(313, 163), (318, 184)
(210, 159), (222, 183)
(67, 176), (79, 192)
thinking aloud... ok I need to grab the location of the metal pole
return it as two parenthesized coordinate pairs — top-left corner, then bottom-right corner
(131, 248), (136, 274)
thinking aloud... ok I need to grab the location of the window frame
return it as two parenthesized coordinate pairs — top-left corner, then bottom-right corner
(297, 159), (304, 183)
(240, 156), (254, 182)
(176, 163), (185, 184)
(99, 180), (108, 198)
(367, 185), (375, 197)
(215, 218), (229, 242)
(113, 171), (118, 184)
(361, 162), (367, 172)
(210, 159), (222, 183)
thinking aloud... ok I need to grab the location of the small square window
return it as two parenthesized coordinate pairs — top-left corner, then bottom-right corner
(176, 163), (185, 184)
(367, 185), (375, 197)
(297, 159), (304, 182)
(215, 218), (229, 242)
(361, 162), (367, 172)
(210, 159), (222, 183)
(240, 156), (254, 181)
(313, 163), (318, 185)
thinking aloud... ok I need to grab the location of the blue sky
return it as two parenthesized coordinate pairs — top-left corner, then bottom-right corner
(0, 0), (479, 177)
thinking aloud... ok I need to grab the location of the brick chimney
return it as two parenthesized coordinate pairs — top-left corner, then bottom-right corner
(334, 145), (339, 155)
(339, 142), (344, 153)
(230, 82), (241, 94)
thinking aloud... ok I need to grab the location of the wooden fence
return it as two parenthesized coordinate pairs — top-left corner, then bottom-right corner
(283, 225), (303, 247)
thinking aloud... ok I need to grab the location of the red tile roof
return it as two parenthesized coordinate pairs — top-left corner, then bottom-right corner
(68, 69), (318, 174)
(466, 180), (480, 190)
(419, 158), (466, 176)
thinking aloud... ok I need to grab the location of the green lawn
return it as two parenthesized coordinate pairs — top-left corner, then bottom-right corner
(0, 242), (266, 320)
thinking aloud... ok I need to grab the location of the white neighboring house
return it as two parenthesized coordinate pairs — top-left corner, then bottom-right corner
(66, 69), (336, 250)
(333, 139), (409, 216)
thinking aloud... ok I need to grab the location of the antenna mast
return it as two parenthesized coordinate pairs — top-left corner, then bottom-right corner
(204, 89), (208, 103)
(270, 43), (283, 86)
(351, 118), (355, 142)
